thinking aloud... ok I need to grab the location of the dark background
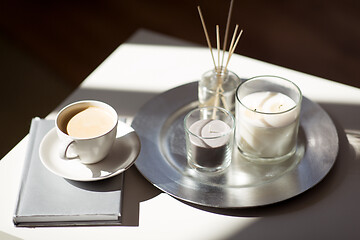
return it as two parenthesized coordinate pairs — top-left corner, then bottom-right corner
(1, 0), (359, 157)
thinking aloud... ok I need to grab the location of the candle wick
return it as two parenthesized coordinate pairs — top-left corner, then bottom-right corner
(209, 125), (219, 134)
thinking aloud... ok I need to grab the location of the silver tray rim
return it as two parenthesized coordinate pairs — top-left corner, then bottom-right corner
(132, 82), (339, 208)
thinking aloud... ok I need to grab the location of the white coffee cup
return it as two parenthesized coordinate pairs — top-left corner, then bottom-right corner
(56, 100), (118, 164)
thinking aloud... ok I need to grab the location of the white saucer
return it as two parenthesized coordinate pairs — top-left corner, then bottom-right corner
(39, 121), (141, 181)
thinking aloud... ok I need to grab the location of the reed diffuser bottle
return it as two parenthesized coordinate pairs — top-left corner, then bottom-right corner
(198, 67), (241, 113)
(197, 1), (243, 113)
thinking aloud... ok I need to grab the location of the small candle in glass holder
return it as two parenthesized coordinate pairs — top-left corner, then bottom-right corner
(235, 76), (302, 163)
(184, 107), (235, 172)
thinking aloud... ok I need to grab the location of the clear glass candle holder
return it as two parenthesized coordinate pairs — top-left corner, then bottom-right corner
(235, 76), (302, 163)
(198, 68), (241, 113)
(184, 106), (235, 173)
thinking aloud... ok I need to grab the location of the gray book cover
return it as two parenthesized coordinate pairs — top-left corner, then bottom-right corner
(13, 118), (124, 227)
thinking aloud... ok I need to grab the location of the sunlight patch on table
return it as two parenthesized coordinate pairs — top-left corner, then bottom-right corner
(140, 193), (258, 240)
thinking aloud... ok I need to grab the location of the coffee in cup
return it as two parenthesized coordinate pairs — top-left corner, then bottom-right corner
(66, 106), (115, 138)
(56, 100), (118, 164)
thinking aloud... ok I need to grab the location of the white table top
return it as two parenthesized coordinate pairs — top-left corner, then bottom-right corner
(1, 29), (360, 240)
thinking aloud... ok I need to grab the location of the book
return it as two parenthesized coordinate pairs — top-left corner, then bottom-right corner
(13, 118), (124, 227)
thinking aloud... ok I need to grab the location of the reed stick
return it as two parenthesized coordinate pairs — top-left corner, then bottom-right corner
(227, 25), (238, 58)
(216, 25), (220, 73)
(224, 29), (243, 72)
(213, 24), (229, 118)
(197, 6), (217, 71)
(221, 0), (234, 67)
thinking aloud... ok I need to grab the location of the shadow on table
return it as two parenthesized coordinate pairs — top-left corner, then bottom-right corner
(121, 166), (162, 226)
(67, 165), (161, 227)
(52, 87), (159, 119)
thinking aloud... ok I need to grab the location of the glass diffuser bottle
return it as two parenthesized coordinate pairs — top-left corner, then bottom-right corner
(198, 67), (241, 113)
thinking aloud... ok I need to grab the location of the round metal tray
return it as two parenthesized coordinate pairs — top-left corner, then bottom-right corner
(132, 82), (338, 208)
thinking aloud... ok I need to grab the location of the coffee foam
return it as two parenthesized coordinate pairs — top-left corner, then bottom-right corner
(66, 106), (114, 138)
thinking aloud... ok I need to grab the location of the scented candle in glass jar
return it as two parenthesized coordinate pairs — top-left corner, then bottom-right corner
(235, 76), (302, 163)
(184, 106), (235, 173)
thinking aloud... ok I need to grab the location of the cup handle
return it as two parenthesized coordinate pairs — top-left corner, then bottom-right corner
(59, 139), (79, 160)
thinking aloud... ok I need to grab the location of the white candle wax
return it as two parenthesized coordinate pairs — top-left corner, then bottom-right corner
(236, 91), (300, 159)
(188, 119), (232, 169)
(189, 119), (230, 147)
